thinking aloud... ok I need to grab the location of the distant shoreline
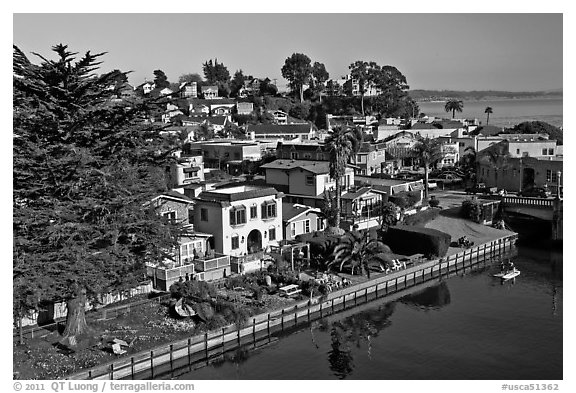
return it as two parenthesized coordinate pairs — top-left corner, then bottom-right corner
(416, 96), (563, 104)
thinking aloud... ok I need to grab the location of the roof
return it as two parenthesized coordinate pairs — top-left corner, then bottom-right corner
(261, 159), (332, 174)
(247, 124), (312, 135)
(470, 125), (504, 136)
(433, 120), (464, 129)
(282, 203), (321, 222)
(201, 85), (218, 91)
(341, 187), (373, 200)
(197, 185), (282, 203)
(410, 122), (438, 130)
(149, 190), (194, 205)
(207, 116), (227, 126)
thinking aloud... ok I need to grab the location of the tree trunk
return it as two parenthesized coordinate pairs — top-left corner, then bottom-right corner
(300, 86), (304, 103)
(335, 176), (342, 229)
(452, 109), (455, 118)
(361, 95), (365, 116)
(424, 164), (430, 200)
(63, 288), (88, 338)
(486, 113), (490, 125)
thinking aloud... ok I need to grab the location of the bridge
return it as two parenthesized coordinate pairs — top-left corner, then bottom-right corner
(500, 195), (562, 240)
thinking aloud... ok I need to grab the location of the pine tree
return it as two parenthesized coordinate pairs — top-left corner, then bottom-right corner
(13, 44), (185, 339)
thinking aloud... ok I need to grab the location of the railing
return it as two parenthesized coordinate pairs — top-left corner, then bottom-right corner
(194, 254), (230, 272)
(67, 233), (518, 381)
(230, 251), (265, 265)
(147, 264), (195, 280)
(503, 196), (555, 208)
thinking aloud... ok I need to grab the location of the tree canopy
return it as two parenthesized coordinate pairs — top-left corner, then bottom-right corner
(13, 44), (184, 337)
(444, 99), (464, 118)
(505, 121), (563, 145)
(281, 53), (312, 102)
(153, 69), (170, 89)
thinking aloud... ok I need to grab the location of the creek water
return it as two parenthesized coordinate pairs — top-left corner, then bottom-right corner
(173, 245), (562, 380)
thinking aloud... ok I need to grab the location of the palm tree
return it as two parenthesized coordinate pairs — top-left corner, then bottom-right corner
(324, 126), (363, 229)
(328, 231), (393, 278)
(460, 146), (477, 186)
(412, 137), (446, 199)
(477, 141), (511, 189)
(484, 106), (493, 125)
(444, 99), (464, 118)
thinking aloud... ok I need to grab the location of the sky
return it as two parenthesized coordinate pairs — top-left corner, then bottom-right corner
(12, 13), (563, 92)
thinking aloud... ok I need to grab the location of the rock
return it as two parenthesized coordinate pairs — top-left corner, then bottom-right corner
(111, 343), (127, 355)
(265, 275), (272, 287)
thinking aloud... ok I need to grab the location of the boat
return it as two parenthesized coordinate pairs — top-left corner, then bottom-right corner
(174, 298), (196, 318)
(493, 268), (521, 280)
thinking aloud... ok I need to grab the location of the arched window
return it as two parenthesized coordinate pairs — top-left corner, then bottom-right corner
(230, 205), (246, 225)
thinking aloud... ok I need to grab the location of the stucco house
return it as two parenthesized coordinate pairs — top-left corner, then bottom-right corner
(201, 85), (219, 100)
(246, 123), (316, 141)
(193, 185), (284, 274)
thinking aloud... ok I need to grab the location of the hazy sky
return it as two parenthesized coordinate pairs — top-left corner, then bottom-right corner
(13, 13), (563, 91)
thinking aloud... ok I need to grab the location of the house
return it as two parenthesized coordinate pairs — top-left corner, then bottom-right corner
(193, 185), (284, 274)
(237, 102), (254, 115)
(282, 203), (325, 241)
(206, 115), (229, 133)
(276, 141), (330, 161)
(476, 140), (563, 192)
(355, 176), (424, 205)
(211, 102), (235, 116)
(376, 125), (401, 141)
(261, 159), (354, 208)
(246, 123), (315, 141)
(239, 78), (261, 97)
(180, 81), (198, 98)
(270, 110), (288, 125)
(340, 186), (388, 231)
(199, 141), (262, 170)
(180, 114), (209, 127)
(326, 114), (367, 131)
(162, 102), (184, 123)
(136, 81), (155, 95)
(168, 144), (205, 190)
(146, 191), (227, 288)
(201, 85), (219, 99)
(355, 142), (387, 175)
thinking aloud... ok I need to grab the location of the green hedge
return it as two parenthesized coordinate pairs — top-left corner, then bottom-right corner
(382, 225), (451, 257)
(403, 208), (440, 226)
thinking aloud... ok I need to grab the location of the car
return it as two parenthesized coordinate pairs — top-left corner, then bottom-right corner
(465, 183), (498, 195)
(519, 186), (551, 198)
(436, 173), (463, 183)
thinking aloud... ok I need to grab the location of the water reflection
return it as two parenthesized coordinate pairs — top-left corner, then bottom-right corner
(400, 282), (451, 311)
(323, 302), (396, 379)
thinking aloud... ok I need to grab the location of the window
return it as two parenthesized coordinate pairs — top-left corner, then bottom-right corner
(230, 206), (247, 225)
(162, 211), (176, 223)
(234, 152), (241, 160)
(250, 204), (258, 219)
(200, 208), (208, 221)
(548, 148), (554, 155)
(304, 219), (311, 233)
(291, 223), (296, 237)
(268, 227), (276, 241)
(261, 201), (277, 219)
(231, 235), (239, 250)
(304, 153), (312, 159)
(552, 171), (558, 183)
(546, 170), (551, 182)
(542, 148), (548, 155)
(317, 217), (325, 231)
(291, 152), (298, 159)
(305, 175), (314, 186)
(181, 244), (189, 257)
(516, 149), (520, 154)
(185, 171), (197, 179)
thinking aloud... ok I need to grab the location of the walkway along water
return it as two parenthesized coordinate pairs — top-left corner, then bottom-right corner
(66, 233), (518, 380)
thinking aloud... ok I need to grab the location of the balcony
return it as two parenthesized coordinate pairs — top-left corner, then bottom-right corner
(194, 253), (230, 272)
(230, 251), (265, 265)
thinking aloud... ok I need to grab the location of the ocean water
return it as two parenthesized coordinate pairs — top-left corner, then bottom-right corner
(175, 246), (562, 380)
(417, 98), (563, 129)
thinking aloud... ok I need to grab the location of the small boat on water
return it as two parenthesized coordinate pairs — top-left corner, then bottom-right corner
(493, 268), (521, 280)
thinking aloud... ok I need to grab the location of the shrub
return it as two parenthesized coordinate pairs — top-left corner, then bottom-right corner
(382, 225), (451, 257)
(461, 198), (483, 223)
(428, 197), (440, 208)
(403, 208), (440, 226)
(406, 191), (422, 207)
(170, 280), (217, 301)
(389, 194), (408, 209)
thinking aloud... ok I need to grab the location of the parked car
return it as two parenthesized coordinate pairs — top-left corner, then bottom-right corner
(436, 173), (463, 183)
(519, 186), (551, 198)
(465, 183), (498, 195)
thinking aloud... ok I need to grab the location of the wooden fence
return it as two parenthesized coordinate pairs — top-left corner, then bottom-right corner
(14, 293), (171, 341)
(67, 233), (517, 380)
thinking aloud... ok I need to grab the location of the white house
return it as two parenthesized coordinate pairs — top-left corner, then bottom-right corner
(193, 186), (284, 273)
